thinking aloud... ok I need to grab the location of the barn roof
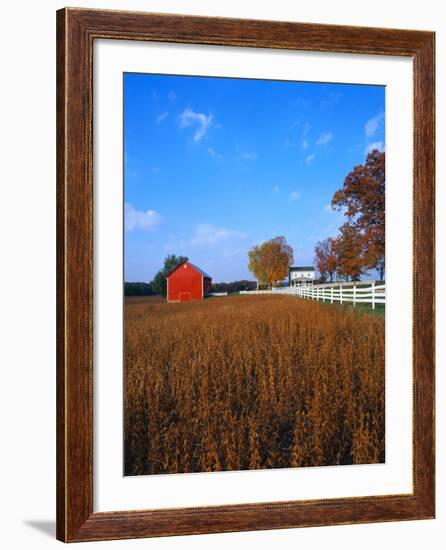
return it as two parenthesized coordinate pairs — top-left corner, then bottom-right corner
(165, 259), (188, 277)
(188, 263), (212, 279)
(166, 260), (211, 279)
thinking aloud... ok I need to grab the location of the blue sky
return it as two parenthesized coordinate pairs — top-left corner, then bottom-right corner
(124, 73), (385, 283)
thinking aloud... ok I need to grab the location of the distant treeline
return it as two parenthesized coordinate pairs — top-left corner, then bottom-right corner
(125, 280), (258, 296)
(211, 280), (257, 293)
(125, 282), (154, 296)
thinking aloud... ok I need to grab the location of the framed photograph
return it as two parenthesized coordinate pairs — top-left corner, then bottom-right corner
(56, 8), (435, 542)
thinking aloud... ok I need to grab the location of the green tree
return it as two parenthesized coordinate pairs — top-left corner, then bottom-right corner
(151, 254), (189, 296)
(151, 270), (167, 296)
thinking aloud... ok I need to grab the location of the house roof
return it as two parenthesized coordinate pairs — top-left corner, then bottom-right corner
(166, 260), (212, 279)
(289, 266), (315, 272)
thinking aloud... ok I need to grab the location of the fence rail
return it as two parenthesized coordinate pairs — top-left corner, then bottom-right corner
(239, 281), (385, 309)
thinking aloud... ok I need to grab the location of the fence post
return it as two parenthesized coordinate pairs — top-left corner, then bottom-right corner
(353, 284), (356, 307)
(371, 281), (375, 310)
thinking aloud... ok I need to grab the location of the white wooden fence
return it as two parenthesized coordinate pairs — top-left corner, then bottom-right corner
(239, 281), (385, 309)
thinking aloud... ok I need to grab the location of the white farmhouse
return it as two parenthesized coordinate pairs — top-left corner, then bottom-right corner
(288, 266), (316, 287)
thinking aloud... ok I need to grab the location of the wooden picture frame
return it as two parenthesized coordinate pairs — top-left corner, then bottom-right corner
(56, 7), (435, 542)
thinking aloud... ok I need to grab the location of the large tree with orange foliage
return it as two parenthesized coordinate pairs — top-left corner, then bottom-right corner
(248, 236), (294, 288)
(332, 149), (385, 280)
(332, 225), (366, 281)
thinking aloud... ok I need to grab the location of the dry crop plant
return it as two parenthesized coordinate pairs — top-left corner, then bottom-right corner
(124, 295), (384, 475)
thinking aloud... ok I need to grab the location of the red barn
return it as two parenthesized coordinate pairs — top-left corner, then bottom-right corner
(166, 260), (212, 303)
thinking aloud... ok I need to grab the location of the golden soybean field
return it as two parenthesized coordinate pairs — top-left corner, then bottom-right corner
(124, 295), (384, 475)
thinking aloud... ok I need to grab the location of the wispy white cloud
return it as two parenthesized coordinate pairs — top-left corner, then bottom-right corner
(316, 132), (333, 146)
(273, 185), (280, 193)
(179, 108), (213, 142)
(321, 92), (342, 107)
(365, 113), (384, 137)
(306, 153), (315, 164)
(125, 203), (162, 232)
(156, 111), (169, 123)
(301, 140), (309, 150)
(190, 223), (246, 245)
(222, 247), (244, 259)
(365, 141), (384, 155)
(236, 151), (257, 161)
(207, 147), (222, 160)
(289, 191), (301, 202)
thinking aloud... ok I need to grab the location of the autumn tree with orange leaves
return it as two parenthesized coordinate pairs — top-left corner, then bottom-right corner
(248, 236), (294, 288)
(314, 237), (337, 283)
(332, 225), (366, 281)
(331, 149), (385, 280)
